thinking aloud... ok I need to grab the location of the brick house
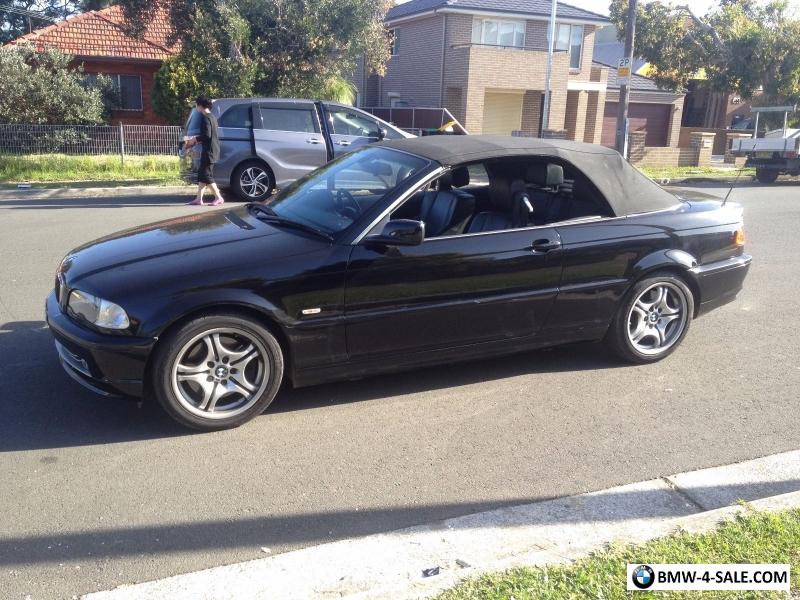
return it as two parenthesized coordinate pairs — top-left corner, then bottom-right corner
(6, 6), (178, 125)
(352, 0), (613, 141)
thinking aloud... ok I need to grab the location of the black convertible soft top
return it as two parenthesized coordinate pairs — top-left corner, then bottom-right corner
(379, 135), (681, 217)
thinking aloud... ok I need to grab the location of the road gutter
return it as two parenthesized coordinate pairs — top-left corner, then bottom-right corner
(84, 450), (800, 600)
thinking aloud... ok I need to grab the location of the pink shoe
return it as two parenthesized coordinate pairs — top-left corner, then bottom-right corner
(210, 198), (225, 206)
(187, 198), (204, 206)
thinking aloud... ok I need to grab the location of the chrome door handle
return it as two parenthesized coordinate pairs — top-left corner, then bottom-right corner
(531, 238), (561, 253)
(306, 138), (323, 144)
(336, 140), (351, 147)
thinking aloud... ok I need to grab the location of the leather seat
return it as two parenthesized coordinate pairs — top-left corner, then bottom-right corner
(525, 163), (564, 225)
(419, 168), (476, 237)
(466, 174), (533, 233)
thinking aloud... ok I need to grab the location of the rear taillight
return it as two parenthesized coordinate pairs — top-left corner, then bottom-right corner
(734, 227), (746, 247)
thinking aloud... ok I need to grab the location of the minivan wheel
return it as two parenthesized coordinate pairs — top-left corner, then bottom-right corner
(232, 162), (274, 201)
(605, 272), (694, 364)
(151, 312), (284, 430)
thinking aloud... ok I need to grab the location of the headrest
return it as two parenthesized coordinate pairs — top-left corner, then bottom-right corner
(437, 171), (453, 191)
(450, 166), (470, 188)
(525, 163), (564, 187)
(369, 160), (393, 177)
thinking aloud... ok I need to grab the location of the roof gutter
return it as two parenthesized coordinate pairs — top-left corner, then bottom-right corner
(386, 7), (609, 26)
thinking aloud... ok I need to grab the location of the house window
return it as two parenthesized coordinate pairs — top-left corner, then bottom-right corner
(389, 28), (399, 56)
(552, 23), (584, 69)
(471, 18), (525, 48)
(84, 73), (143, 111)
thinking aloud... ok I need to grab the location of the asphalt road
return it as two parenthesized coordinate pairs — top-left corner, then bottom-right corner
(1, 183), (798, 599)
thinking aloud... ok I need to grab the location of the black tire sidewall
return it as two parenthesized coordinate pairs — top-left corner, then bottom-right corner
(152, 313), (284, 430)
(232, 162), (274, 202)
(756, 169), (778, 184)
(609, 273), (694, 364)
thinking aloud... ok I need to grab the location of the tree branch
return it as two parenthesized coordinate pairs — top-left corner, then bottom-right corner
(675, 4), (726, 51)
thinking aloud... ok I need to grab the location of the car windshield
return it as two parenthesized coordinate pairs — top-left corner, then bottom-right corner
(266, 147), (429, 235)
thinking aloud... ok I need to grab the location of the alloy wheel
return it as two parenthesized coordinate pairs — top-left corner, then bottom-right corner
(239, 167), (270, 198)
(626, 282), (688, 356)
(170, 327), (270, 419)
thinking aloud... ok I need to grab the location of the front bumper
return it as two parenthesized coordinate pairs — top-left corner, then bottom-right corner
(45, 291), (156, 398)
(690, 253), (752, 316)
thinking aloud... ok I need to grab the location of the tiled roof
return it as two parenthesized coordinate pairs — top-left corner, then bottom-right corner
(594, 60), (681, 94)
(387, 0), (609, 22)
(5, 5), (179, 61)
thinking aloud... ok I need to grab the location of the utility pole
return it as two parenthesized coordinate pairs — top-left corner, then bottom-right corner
(615, 0), (637, 156)
(541, 0), (557, 133)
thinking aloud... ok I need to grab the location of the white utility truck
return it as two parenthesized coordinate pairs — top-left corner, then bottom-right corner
(730, 105), (799, 184)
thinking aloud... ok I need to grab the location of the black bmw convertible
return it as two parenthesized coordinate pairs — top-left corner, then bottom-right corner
(47, 136), (751, 430)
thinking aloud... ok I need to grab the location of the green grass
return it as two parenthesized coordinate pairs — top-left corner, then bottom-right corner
(639, 165), (755, 182)
(436, 507), (800, 600)
(0, 153), (183, 185)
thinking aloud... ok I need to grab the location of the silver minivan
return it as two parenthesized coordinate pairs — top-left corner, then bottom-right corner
(180, 98), (413, 201)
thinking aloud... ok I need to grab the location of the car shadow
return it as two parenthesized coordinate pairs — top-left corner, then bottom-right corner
(0, 319), (619, 452)
(272, 341), (620, 414)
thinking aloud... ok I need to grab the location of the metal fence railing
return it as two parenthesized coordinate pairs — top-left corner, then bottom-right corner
(0, 124), (182, 156)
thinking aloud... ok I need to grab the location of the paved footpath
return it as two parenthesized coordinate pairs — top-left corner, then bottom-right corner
(86, 450), (800, 599)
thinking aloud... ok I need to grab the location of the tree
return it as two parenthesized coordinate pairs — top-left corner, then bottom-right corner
(129, 0), (391, 122)
(1, 0), (110, 44)
(0, 45), (108, 124)
(609, 0), (800, 111)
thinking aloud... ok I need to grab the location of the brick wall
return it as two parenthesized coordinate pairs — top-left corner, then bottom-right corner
(628, 130), (716, 167)
(78, 58), (171, 125)
(382, 15), (445, 107)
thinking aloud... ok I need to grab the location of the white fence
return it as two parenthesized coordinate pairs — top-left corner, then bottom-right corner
(0, 124), (182, 156)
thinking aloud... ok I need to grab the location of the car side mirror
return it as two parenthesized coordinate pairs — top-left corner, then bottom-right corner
(375, 128), (388, 141)
(364, 219), (424, 246)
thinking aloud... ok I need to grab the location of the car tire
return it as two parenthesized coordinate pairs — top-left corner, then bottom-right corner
(605, 272), (694, 364)
(755, 168), (779, 184)
(151, 312), (284, 431)
(232, 161), (274, 202)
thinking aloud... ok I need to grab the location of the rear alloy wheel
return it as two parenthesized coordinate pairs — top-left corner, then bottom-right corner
(232, 162), (274, 202)
(152, 313), (283, 430)
(755, 168), (779, 184)
(606, 273), (694, 364)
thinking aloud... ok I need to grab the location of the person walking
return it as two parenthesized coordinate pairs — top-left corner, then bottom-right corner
(187, 97), (224, 206)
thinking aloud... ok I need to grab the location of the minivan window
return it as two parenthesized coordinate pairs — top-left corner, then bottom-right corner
(218, 104), (252, 128)
(329, 107), (382, 137)
(259, 107), (319, 133)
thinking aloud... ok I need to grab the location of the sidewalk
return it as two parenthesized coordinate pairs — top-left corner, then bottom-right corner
(85, 450), (800, 600)
(0, 184), (193, 201)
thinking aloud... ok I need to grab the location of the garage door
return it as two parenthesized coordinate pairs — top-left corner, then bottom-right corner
(482, 91), (523, 135)
(601, 102), (671, 147)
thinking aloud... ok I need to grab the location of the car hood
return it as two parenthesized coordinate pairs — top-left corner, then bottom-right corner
(60, 207), (327, 286)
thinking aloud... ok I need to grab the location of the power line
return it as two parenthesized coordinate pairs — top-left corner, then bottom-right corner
(0, 3), (58, 21)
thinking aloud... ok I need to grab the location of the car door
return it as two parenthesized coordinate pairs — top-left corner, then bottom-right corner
(253, 101), (328, 184)
(344, 227), (563, 360)
(325, 104), (386, 157)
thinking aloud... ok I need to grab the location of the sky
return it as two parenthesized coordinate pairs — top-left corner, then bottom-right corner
(560, 0), (800, 17)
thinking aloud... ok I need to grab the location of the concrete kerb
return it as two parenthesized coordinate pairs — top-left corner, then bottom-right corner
(84, 450), (800, 600)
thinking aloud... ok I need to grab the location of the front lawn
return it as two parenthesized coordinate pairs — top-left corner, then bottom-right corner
(437, 507), (800, 600)
(639, 165), (755, 182)
(0, 153), (183, 185)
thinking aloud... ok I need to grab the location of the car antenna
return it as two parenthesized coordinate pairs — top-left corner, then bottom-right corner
(722, 164), (747, 207)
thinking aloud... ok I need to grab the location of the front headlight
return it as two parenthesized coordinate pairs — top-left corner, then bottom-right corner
(67, 290), (130, 330)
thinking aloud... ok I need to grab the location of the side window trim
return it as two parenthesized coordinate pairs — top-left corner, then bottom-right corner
(257, 103), (320, 134)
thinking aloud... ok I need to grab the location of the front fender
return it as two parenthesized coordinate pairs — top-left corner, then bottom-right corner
(140, 289), (291, 340)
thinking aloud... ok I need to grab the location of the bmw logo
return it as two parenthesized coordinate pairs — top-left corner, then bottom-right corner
(632, 564), (655, 589)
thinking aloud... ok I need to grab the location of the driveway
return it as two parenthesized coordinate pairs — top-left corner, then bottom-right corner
(0, 184), (798, 599)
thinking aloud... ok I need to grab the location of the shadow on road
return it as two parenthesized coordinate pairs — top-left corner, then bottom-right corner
(0, 319), (618, 452)
(0, 194), (196, 209)
(0, 479), (798, 567)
